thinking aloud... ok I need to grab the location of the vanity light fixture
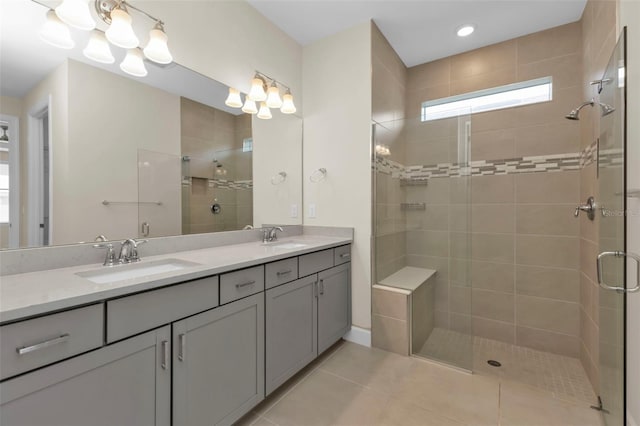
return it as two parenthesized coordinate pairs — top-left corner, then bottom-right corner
(120, 48), (147, 77)
(40, 9), (75, 49)
(225, 88), (243, 108)
(55, 0), (96, 31)
(38, 0), (173, 76)
(83, 30), (115, 63)
(457, 24), (475, 37)
(257, 102), (273, 120)
(227, 71), (297, 118)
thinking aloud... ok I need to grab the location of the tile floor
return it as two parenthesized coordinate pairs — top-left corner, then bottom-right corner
(236, 340), (603, 426)
(418, 328), (596, 404)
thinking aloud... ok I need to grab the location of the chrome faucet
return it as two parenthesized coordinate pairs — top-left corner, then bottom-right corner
(93, 242), (118, 266)
(262, 226), (284, 243)
(118, 238), (148, 263)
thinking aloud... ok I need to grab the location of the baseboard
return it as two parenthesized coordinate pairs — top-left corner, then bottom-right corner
(343, 326), (371, 347)
(629, 410), (639, 426)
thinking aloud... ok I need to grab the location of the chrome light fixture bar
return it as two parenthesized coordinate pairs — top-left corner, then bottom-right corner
(225, 70), (297, 119)
(37, 0), (173, 78)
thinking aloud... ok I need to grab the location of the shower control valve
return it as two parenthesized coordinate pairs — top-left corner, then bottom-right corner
(574, 196), (596, 221)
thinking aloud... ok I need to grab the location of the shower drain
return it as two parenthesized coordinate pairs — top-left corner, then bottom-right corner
(487, 360), (502, 367)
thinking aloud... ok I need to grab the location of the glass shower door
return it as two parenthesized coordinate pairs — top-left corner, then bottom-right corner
(596, 28), (630, 426)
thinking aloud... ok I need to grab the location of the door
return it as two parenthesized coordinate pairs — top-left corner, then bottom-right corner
(265, 275), (318, 395)
(0, 114), (19, 248)
(596, 27), (637, 426)
(0, 326), (171, 426)
(318, 263), (351, 354)
(172, 293), (264, 426)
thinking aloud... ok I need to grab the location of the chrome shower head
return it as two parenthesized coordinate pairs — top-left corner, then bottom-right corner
(565, 99), (595, 120)
(599, 102), (616, 116)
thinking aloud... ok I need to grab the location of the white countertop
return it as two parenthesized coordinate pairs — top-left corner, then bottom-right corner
(0, 235), (351, 324)
(378, 266), (436, 292)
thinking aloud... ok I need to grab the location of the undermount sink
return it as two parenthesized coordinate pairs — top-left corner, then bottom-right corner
(77, 259), (201, 284)
(265, 241), (309, 250)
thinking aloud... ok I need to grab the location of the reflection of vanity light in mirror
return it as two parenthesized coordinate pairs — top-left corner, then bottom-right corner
(271, 172), (287, 185)
(227, 70), (296, 118)
(213, 160), (228, 176)
(375, 144), (391, 157)
(38, 0), (173, 76)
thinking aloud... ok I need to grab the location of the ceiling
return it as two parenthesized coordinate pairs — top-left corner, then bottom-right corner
(247, 0), (587, 67)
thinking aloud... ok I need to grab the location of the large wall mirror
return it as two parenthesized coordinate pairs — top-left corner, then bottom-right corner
(0, 0), (303, 250)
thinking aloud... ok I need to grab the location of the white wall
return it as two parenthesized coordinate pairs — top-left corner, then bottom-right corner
(302, 22), (373, 329)
(63, 59), (181, 244)
(252, 114), (303, 227)
(620, 2), (640, 425)
(143, 1), (302, 104)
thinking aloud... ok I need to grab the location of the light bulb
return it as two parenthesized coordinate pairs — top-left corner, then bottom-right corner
(120, 49), (147, 77)
(225, 88), (243, 108)
(40, 10), (75, 49)
(242, 98), (258, 114)
(266, 83), (283, 108)
(248, 77), (267, 101)
(280, 91), (296, 114)
(83, 31), (115, 64)
(55, 0), (95, 31)
(456, 25), (475, 37)
(106, 8), (139, 49)
(257, 102), (272, 120)
(143, 24), (172, 64)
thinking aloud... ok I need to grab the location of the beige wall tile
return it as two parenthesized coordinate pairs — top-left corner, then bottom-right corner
(515, 204), (579, 236)
(450, 313), (472, 334)
(517, 53), (582, 90)
(450, 66), (517, 96)
(516, 265), (580, 302)
(580, 238), (598, 282)
(473, 317), (516, 344)
(406, 230), (449, 257)
(373, 288), (409, 321)
(515, 170), (580, 204)
(515, 123), (580, 157)
(471, 175), (515, 204)
(450, 286), (471, 314)
(407, 58), (450, 90)
(372, 314), (409, 356)
(472, 233), (515, 263)
(470, 128), (517, 161)
(471, 261), (515, 293)
(472, 289), (515, 322)
(412, 283), (434, 351)
(450, 40), (517, 80)
(473, 205), (515, 234)
(516, 326), (580, 357)
(516, 295), (580, 335)
(516, 235), (579, 268)
(517, 22), (581, 65)
(407, 205), (449, 231)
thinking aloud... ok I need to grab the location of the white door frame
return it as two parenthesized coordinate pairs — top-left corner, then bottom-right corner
(26, 96), (52, 247)
(0, 113), (20, 248)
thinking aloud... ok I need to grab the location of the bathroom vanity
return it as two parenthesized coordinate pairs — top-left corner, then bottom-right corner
(0, 235), (351, 426)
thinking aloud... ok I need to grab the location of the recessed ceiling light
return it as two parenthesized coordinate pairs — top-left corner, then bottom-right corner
(457, 25), (475, 37)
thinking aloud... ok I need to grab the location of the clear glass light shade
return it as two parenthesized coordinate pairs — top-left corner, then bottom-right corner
(55, 0), (95, 31)
(120, 49), (147, 77)
(40, 10), (75, 49)
(280, 93), (296, 114)
(241, 98), (258, 114)
(257, 102), (272, 120)
(248, 78), (267, 101)
(225, 88), (243, 108)
(83, 31), (115, 64)
(143, 27), (172, 64)
(106, 8), (139, 49)
(266, 85), (283, 108)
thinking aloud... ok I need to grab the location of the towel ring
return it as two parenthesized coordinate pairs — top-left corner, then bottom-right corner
(310, 168), (327, 183)
(271, 172), (287, 185)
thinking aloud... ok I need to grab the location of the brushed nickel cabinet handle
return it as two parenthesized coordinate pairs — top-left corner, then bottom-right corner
(319, 279), (325, 295)
(178, 334), (186, 361)
(161, 340), (168, 370)
(276, 270), (292, 276)
(236, 280), (256, 289)
(340, 253), (350, 258)
(17, 334), (70, 355)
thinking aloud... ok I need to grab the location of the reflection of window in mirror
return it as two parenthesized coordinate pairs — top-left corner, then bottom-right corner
(243, 138), (253, 153)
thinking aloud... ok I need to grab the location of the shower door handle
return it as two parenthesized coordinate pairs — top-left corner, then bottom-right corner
(596, 251), (640, 292)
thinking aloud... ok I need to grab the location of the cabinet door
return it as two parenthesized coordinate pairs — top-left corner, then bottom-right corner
(318, 263), (351, 354)
(265, 275), (318, 395)
(173, 293), (264, 426)
(0, 326), (171, 426)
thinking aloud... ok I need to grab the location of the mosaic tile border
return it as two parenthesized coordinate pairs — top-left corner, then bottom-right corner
(181, 177), (253, 190)
(375, 140), (622, 180)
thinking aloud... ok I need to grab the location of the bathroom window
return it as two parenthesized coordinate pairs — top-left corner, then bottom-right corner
(421, 76), (553, 121)
(0, 162), (8, 223)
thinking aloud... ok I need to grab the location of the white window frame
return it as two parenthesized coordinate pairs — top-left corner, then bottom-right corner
(421, 76), (553, 122)
(0, 114), (20, 248)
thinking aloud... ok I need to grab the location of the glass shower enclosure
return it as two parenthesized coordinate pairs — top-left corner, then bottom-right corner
(373, 112), (472, 370)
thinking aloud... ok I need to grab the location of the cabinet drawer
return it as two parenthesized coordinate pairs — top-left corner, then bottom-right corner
(265, 257), (298, 289)
(0, 304), (104, 381)
(334, 245), (351, 265)
(220, 265), (265, 305)
(107, 275), (219, 343)
(299, 249), (334, 277)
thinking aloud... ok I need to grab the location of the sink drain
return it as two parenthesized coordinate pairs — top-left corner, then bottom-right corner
(487, 360), (502, 367)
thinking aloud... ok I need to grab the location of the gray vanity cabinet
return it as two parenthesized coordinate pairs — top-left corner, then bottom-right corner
(0, 325), (171, 426)
(172, 292), (265, 426)
(265, 275), (318, 395)
(318, 263), (352, 354)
